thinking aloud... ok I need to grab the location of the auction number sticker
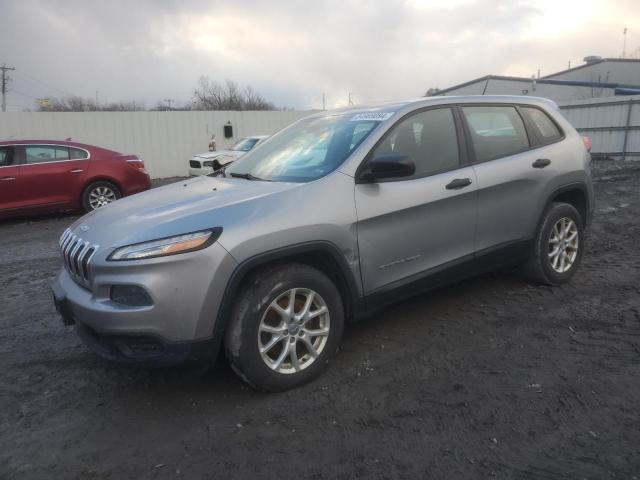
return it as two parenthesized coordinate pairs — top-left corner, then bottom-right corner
(350, 112), (394, 122)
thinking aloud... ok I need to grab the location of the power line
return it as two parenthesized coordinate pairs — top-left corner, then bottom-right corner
(1, 64), (16, 112)
(9, 89), (40, 100)
(12, 68), (73, 97)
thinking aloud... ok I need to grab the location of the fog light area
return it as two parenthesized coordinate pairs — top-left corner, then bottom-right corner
(110, 285), (153, 307)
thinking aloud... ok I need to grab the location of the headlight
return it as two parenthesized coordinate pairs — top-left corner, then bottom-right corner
(108, 228), (222, 261)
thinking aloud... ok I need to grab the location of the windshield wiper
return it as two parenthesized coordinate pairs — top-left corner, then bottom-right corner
(229, 172), (271, 181)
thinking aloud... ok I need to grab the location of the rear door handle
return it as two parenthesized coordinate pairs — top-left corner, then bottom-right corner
(445, 178), (472, 190)
(532, 158), (551, 168)
(0, 176), (16, 181)
(69, 169), (84, 173)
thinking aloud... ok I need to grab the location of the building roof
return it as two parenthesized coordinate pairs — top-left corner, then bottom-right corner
(542, 58), (640, 79)
(435, 74), (640, 96)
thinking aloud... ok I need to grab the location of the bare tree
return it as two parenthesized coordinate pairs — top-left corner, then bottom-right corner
(243, 85), (275, 110)
(192, 76), (275, 111)
(101, 101), (140, 111)
(193, 77), (224, 110)
(225, 79), (243, 110)
(37, 95), (143, 112)
(35, 78), (276, 112)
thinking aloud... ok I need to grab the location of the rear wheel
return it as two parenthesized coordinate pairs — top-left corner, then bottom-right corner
(225, 263), (344, 392)
(521, 202), (584, 285)
(82, 181), (121, 212)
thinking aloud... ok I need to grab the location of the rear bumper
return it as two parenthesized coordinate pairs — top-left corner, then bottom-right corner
(123, 172), (152, 196)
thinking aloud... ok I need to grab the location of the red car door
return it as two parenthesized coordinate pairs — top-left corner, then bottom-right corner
(0, 146), (22, 213)
(18, 144), (89, 209)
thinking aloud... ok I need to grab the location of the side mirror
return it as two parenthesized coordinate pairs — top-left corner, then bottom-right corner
(358, 154), (415, 182)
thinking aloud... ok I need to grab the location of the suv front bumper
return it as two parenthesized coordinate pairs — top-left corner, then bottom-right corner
(188, 166), (214, 176)
(51, 242), (237, 364)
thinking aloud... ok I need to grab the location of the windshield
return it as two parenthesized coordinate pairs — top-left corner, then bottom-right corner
(231, 137), (260, 152)
(224, 114), (382, 182)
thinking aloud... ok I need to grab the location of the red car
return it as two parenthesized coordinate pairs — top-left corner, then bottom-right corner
(0, 140), (151, 219)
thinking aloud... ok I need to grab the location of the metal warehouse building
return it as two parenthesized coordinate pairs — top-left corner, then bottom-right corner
(435, 57), (640, 103)
(434, 57), (640, 160)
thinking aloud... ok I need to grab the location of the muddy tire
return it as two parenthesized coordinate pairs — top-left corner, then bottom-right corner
(521, 202), (584, 285)
(225, 263), (344, 392)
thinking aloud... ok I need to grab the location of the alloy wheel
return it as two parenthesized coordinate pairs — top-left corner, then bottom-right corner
(258, 288), (330, 374)
(548, 217), (579, 273)
(88, 186), (117, 210)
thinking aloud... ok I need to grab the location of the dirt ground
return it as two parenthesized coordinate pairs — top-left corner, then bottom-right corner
(1, 163), (639, 479)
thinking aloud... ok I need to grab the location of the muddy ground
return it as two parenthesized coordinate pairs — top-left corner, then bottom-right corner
(1, 163), (639, 479)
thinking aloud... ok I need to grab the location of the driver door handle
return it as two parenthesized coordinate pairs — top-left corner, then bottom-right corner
(69, 169), (84, 173)
(0, 176), (16, 181)
(445, 178), (472, 190)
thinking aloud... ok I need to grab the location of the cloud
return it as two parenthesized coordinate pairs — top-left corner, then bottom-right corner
(0, 0), (638, 111)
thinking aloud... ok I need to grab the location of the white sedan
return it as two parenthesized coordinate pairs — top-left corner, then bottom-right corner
(188, 135), (269, 176)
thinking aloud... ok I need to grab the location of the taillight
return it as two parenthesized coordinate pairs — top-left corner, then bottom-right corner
(582, 136), (592, 152)
(126, 158), (146, 170)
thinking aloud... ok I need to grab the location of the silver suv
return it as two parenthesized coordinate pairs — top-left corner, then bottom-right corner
(51, 96), (594, 391)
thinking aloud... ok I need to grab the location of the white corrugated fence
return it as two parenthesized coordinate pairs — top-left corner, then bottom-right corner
(0, 110), (314, 178)
(559, 95), (640, 160)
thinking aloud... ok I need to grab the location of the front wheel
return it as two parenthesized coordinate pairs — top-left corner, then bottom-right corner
(521, 202), (585, 285)
(225, 263), (344, 392)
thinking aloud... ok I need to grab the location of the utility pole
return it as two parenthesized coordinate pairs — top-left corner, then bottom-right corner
(348, 92), (353, 106)
(164, 99), (173, 111)
(322, 93), (326, 110)
(623, 27), (628, 58)
(1, 64), (16, 112)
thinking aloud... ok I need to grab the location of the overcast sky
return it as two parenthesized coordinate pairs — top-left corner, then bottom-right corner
(1, 0), (638, 111)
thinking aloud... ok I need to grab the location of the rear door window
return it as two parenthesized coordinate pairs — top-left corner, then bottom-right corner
(462, 106), (530, 162)
(0, 146), (15, 166)
(24, 146), (70, 164)
(521, 107), (563, 145)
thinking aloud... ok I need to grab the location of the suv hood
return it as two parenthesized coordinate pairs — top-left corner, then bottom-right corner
(69, 176), (301, 250)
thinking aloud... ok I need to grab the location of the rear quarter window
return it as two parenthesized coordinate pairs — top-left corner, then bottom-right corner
(70, 147), (89, 159)
(521, 107), (563, 145)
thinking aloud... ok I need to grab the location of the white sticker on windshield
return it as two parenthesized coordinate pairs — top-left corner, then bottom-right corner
(350, 112), (394, 122)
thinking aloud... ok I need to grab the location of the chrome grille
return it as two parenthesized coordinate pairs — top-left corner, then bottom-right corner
(59, 228), (99, 288)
